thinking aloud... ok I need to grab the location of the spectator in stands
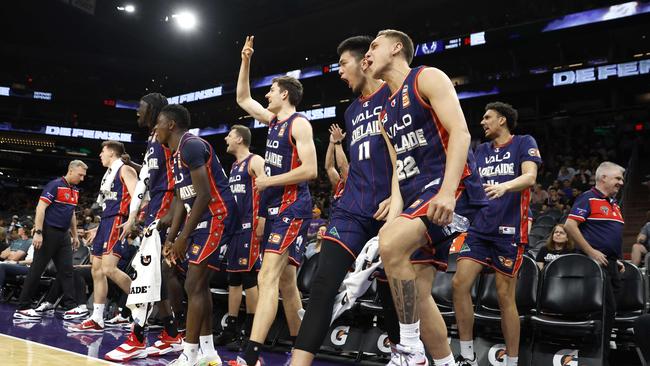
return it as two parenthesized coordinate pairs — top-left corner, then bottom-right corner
(557, 165), (576, 182)
(0, 232), (33, 300)
(565, 161), (626, 365)
(1, 224), (32, 263)
(8, 215), (20, 233)
(560, 179), (573, 198)
(307, 207), (327, 241)
(0, 227), (7, 251)
(546, 188), (565, 211)
(574, 164), (592, 190)
(535, 224), (574, 269)
(630, 210), (650, 266)
(305, 225), (327, 260)
(531, 184), (549, 206)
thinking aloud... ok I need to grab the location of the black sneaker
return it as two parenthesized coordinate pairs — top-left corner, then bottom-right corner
(455, 353), (479, 366)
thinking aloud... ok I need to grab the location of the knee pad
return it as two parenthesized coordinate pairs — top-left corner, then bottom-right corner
(242, 271), (258, 290)
(228, 272), (243, 287)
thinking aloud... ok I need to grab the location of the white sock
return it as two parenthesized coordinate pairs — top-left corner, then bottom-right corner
(199, 335), (217, 356)
(398, 320), (421, 349)
(92, 304), (105, 325)
(434, 353), (456, 366)
(460, 340), (474, 360)
(183, 342), (200, 363)
(506, 355), (518, 366)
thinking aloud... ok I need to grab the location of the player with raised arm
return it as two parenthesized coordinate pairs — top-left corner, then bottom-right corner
(230, 36), (316, 366)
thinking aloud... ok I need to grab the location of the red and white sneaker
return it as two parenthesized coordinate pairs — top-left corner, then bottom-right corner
(63, 305), (90, 320)
(13, 309), (42, 321)
(227, 357), (262, 366)
(66, 318), (104, 333)
(104, 331), (148, 362)
(146, 329), (183, 356)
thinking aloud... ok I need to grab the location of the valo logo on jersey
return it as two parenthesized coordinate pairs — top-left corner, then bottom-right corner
(553, 349), (578, 366)
(330, 326), (350, 346)
(487, 343), (507, 366)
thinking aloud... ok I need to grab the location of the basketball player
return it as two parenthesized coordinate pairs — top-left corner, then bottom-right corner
(68, 141), (138, 334)
(157, 104), (239, 366)
(216, 125), (265, 345)
(452, 102), (540, 366)
(324, 123), (348, 206)
(105, 93), (184, 362)
(232, 35), (316, 366)
(366, 29), (488, 365)
(291, 35), (394, 366)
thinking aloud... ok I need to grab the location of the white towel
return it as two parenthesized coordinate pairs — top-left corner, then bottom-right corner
(331, 236), (382, 323)
(127, 220), (162, 325)
(96, 159), (124, 210)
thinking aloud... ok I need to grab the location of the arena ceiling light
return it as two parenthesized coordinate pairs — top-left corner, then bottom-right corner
(116, 4), (136, 13)
(170, 11), (198, 31)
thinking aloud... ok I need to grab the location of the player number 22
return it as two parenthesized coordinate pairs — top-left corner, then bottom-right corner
(396, 156), (420, 181)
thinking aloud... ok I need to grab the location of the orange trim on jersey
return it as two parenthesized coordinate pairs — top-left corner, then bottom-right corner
(163, 144), (175, 191)
(118, 170), (131, 217)
(104, 215), (124, 255)
(322, 235), (357, 259)
(359, 82), (388, 102)
(204, 145), (229, 217)
(155, 190), (174, 220)
(193, 216), (225, 264)
(519, 187), (531, 244)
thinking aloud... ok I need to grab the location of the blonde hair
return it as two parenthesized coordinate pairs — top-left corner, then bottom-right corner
(68, 160), (88, 170)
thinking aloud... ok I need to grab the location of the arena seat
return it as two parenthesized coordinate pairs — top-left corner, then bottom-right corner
(296, 252), (320, 303)
(474, 255), (539, 325)
(530, 254), (605, 363)
(533, 215), (557, 229)
(614, 262), (646, 346)
(431, 269), (479, 326)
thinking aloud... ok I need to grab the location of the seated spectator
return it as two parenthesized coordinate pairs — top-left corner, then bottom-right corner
(531, 184), (549, 205)
(0, 244), (34, 300)
(307, 207), (327, 241)
(305, 225), (327, 260)
(535, 224), (575, 269)
(557, 165), (576, 182)
(631, 210), (650, 266)
(560, 179), (573, 198)
(0, 227), (7, 252)
(0, 224), (32, 263)
(546, 188), (565, 211)
(574, 164), (592, 190)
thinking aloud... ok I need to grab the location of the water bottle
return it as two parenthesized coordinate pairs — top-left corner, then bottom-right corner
(442, 213), (470, 236)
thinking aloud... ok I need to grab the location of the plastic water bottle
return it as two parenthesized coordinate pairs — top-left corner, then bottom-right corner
(442, 213), (470, 236)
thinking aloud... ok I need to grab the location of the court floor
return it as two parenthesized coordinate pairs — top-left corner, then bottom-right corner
(0, 302), (359, 366)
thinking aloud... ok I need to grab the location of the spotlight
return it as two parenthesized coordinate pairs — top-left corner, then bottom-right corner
(117, 4), (135, 13)
(172, 11), (197, 30)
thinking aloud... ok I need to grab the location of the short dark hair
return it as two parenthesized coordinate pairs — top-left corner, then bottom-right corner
(337, 35), (373, 61)
(272, 76), (303, 107)
(160, 104), (191, 129)
(485, 101), (518, 131)
(377, 29), (414, 64)
(231, 124), (251, 147)
(101, 140), (125, 156)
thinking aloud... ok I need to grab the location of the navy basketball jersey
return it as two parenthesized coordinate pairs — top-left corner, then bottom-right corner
(173, 132), (236, 225)
(262, 113), (312, 218)
(470, 135), (542, 243)
(380, 66), (486, 207)
(336, 83), (392, 218)
(145, 133), (174, 194)
(101, 166), (131, 218)
(229, 154), (260, 229)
